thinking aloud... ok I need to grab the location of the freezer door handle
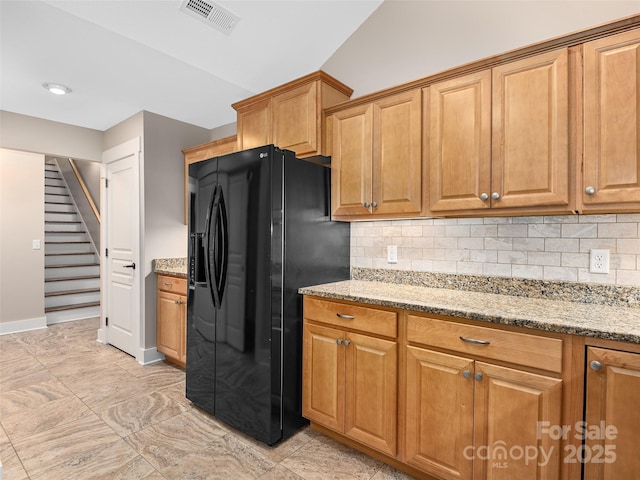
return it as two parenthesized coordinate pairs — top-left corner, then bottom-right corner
(215, 187), (229, 305)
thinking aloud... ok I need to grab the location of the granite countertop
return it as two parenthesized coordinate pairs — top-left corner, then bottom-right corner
(153, 258), (187, 278)
(299, 280), (640, 344)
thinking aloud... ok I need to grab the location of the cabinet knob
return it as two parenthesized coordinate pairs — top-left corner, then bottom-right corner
(585, 186), (596, 195)
(363, 202), (370, 208)
(480, 193), (489, 201)
(474, 373), (483, 382)
(371, 201), (378, 209)
(491, 192), (500, 200)
(336, 339), (343, 345)
(175, 300), (183, 305)
(462, 369), (471, 379)
(343, 340), (351, 347)
(590, 360), (602, 371)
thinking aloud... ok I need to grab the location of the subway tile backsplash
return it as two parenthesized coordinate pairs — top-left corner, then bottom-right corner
(350, 214), (640, 287)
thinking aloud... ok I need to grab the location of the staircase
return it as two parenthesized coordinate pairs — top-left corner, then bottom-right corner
(44, 160), (101, 324)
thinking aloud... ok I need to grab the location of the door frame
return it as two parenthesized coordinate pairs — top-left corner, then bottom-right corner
(97, 137), (145, 363)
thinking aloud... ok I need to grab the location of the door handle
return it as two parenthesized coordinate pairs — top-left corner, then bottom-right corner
(123, 263), (136, 270)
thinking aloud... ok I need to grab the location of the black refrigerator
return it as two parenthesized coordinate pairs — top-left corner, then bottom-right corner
(186, 144), (350, 445)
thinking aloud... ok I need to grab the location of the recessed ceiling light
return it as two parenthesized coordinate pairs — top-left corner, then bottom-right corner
(43, 83), (72, 95)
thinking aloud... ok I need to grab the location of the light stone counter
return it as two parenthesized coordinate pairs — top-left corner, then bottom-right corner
(152, 258), (187, 278)
(299, 279), (640, 344)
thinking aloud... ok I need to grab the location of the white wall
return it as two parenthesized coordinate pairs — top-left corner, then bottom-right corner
(351, 214), (640, 287)
(0, 149), (45, 331)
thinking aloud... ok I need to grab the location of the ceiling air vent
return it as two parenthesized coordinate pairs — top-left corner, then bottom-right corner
(179, 0), (240, 35)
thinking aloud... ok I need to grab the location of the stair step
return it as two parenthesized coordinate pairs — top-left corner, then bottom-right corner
(46, 263), (99, 269)
(45, 288), (100, 298)
(46, 253), (97, 266)
(45, 301), (101, 313)
(46, 275), (100, 282)
(45, 220), (82, 224)
(45, 276), (100, 293)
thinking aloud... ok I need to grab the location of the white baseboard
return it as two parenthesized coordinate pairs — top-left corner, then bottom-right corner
(138, 347), (165, 365)
(0, 316), (47, 335)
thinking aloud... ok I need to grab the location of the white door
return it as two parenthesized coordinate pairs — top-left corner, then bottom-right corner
(101, 138), (141, 359)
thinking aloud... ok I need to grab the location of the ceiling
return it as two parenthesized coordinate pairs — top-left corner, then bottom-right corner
(0, 0), (383, 131)
(1, 1), (639, 133)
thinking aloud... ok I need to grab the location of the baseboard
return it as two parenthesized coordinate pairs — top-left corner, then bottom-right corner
(0, 316), (47, 335)
(139, 347), (165, 365)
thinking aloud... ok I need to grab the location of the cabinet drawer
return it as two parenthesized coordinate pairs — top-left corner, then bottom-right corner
(304, 297), (397, 338)
(407, 314), (562, 373)
(157, 274), (187, 295)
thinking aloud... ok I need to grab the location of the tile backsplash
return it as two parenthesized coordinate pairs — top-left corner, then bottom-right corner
(350, 214), (640, 287)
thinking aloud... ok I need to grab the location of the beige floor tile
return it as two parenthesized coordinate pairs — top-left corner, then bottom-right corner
(281, 434), (385, 480)
(0, 425), (29, 480)
(0, 377), (73, 419)
(27, 439), (153, 480)
(99, 390), (188, 437)
(2, 395), (92, 442)
(11, 413), (123, 477)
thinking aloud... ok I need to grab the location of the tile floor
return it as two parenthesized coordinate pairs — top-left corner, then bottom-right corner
(0, 318), (414, 479)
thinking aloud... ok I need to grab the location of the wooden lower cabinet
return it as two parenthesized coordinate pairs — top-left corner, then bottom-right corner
(584, 347), (640, 480)
(302, 299), (398, 456)
(404, 347), (562, 480)
(156, 274), (187, 367)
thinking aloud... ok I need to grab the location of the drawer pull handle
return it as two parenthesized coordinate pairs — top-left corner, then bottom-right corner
(460, 336), (490, 346)
(336, 313), (355, 320)
(164, 283), (173, 287)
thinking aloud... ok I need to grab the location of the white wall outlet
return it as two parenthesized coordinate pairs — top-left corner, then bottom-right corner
(32, 239), (41, 250)
(387, 245), (398, 264)
(589, 249), (609, 274)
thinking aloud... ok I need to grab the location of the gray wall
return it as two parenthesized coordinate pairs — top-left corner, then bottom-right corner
(0, 149), (45, 329)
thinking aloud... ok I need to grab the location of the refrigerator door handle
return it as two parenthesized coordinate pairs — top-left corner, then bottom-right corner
(204, 185), (222, 309)
(215, 187), (229, 304)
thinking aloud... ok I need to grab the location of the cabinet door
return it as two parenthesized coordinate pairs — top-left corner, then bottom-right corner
(157, 291), (185, 361)
(344, 331), (397, 456)
(272, 81), (318, 157)
(302, 322), (344, 432)
(428, 70), (492, 212)
(584, 347), (640, 480)
(331, 103), (373, 217)
(492, 49), (570, 209)
(404, 346), (474, 480)
(237, 98), (272, 150)
(583, 30), (640, 210)
(474, 362), (562, 480)
(372, 89), (423, 215)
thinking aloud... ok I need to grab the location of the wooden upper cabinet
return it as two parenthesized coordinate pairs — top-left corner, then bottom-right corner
(428, 70), (492, 213)
(233, 71), (352, 158)
(237, 98), (271, 150)
(492, 49), (571, 210)
(331, 103), (374, 217)
(428, 48), (573, 215)
(331, 88), (424, 220)
(581, 29), (640, 212)
(584, 347), (640, 480)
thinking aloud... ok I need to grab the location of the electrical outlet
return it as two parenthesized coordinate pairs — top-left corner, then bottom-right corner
(387, 245), (398, 264)
(589, 249), (609, 274)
